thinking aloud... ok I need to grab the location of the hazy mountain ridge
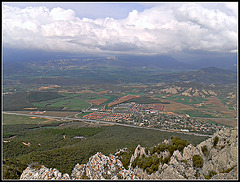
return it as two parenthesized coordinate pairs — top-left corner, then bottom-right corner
(3, 54), (237, 85)
(20, 127), (238, 180)
(149, 67), (237, 85)
(178, 67), (237, 85)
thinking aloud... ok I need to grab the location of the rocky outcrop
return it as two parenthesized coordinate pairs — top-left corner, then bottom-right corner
(20, 127), (238, 180)
(197, 126), (238, 177)
(156, 126), (238, 180)
(21, 152), (140, 180)
(71, 152), (140, 180)
(129, 144), (146, 169)
(182, 144), (200, 160)
(130, 126), (238, 180)
(20, 165), (70, 180)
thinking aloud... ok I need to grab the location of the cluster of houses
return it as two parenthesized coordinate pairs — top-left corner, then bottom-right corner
(125, 111), (222, 135)
(148, 114), (222, 134)
(81, 102), (222, 135)
(82, 111), (132, 122)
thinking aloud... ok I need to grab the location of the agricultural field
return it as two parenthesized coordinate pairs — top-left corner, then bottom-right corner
(174, 110), (216, 118)
(2, 113), (46, 125)
(166, 95), (207, 105)
(108, 95), (140, 107)
(153, 93), (236, 119)
(76, 112), (94, 118)
(32, 94), (91, 111)
(124, 96), (164, 104)
(122, 91), (145, 96)
(87, 99), (108, 105)
(3, 84), (236, 120)
(204, 118), (237, 127)
(155, 94), (208, 106)
(2, 113), (71, 139)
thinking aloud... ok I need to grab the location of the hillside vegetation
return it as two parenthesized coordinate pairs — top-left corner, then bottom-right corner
(3, 118), (208, 179)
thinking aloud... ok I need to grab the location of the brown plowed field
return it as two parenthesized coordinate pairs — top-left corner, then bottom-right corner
(87, 99), (108, 105)
(77, 90), (107, 94)
(78, 90), (95, 94)
(203, 118), (237, 127)
(204, 96), (236, 117)
(204, 96), (227, 109)
(108, 95), (140, 107)
(163, 100), (194, 112)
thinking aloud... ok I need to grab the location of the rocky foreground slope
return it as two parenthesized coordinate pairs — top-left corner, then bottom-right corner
(20, 127), (238, 180)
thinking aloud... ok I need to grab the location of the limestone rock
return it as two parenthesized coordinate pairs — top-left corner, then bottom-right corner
(71, 164), (87, 179)
(129, 144), (146, 169)
(212, 166), (238, 179)
(169, 156), (179, 166)
(159, 165), (185, 179)
(130, 145), (146, 162)
(20, 165), (70, 180)
(172, 150), (183, 161)
(200, 127), (238, 175)
(185, 167), (195, 179)
(182, 144), (200, 160)
(72, 152), (140, 180)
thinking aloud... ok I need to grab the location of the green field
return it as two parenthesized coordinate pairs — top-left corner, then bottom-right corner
(228, 107), (235, 110)
(3, 114), (46, 125)
(123, 92), (145, 96)
(104, 95), (116, 109)
(2, 114), (71, 138)
(76, 112), (94, 117)
(163, 95), (208, 105)
(93, 88), (105, 92)
(33, 97), (91, 111)
(174, 110), (216, 118)
(127, 96), (165, 104)
(60, 93), (83, 97)
(154, 94), (167, 98)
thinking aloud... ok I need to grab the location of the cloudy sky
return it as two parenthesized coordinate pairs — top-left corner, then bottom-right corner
(2, 2), (238, 59)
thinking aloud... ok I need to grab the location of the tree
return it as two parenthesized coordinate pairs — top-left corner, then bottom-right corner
(193, 155), (203, 169)
(213, 136), (219, 147)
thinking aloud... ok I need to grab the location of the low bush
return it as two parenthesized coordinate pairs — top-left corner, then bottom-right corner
(204, 170), (217, 179)
(192, 155), (203, 169)
(201, 145), (209, 157)
(213, 136), (219, 147)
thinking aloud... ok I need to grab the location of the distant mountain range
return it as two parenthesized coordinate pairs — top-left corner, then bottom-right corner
(114, 55), (193, 70)
(3, 48), (237, 86)
(4, 47), (237, 70)
(183, 67), (237, 85)
(149, 67), (237, 85)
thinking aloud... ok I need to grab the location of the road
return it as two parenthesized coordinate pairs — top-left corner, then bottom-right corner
(3, 111), (213, 137)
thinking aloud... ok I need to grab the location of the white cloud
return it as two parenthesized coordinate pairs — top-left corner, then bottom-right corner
(50, 7), (76, 21)
(224, 2), (238, 17)
(2, 3), (238, 55)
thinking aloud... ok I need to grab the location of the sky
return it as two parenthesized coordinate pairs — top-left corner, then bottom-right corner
(2, 1), (238, 61)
